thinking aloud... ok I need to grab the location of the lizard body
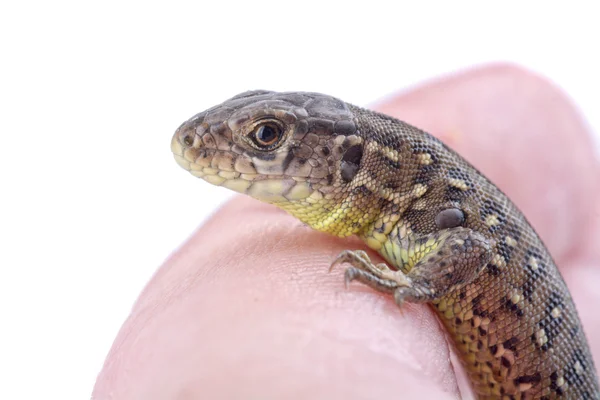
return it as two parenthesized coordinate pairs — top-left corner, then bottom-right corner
(171, 90), (599, 399)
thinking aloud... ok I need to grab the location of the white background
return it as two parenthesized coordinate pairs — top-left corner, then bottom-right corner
(1, 1), (599, 399)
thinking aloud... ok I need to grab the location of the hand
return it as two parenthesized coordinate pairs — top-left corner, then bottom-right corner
(93, 65), (600, 399)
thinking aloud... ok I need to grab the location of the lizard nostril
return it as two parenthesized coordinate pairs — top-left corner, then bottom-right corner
(180, 130), (195, 147)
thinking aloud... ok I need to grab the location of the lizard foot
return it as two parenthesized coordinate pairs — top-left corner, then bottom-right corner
(330, 250), (411, 295)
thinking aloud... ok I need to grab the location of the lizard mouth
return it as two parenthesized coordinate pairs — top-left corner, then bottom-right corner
(171, 135), (314, 203)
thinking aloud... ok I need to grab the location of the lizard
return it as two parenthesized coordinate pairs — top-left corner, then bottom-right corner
(170, 90), (600, 399)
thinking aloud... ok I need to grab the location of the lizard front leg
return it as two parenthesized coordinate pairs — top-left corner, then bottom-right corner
(332, 227), (492, 306)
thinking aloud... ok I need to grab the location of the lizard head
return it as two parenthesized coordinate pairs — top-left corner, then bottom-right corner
(171, 90), (378, 236)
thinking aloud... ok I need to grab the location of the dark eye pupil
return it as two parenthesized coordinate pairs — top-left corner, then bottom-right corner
(256, 125), (278, 145)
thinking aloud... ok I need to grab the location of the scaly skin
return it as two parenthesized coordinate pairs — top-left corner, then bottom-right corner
(171, 90), (600, 399)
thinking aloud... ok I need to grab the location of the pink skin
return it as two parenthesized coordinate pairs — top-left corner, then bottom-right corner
(93, 65), (600, 399)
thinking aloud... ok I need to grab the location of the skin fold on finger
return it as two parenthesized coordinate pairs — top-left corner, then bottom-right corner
(93, 64), (600, 399)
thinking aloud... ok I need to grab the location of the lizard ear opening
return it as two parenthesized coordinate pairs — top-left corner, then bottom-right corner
(340, 144), (363, 183)
(435, 208), (465, 229)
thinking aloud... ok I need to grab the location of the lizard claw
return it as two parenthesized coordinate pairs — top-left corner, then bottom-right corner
(328, 254), (344, 273)
(343, 267), (360, 288)
(328, 249), (358, 273)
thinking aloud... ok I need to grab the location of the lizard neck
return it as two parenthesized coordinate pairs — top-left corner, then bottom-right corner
(275, 189), (383, 238)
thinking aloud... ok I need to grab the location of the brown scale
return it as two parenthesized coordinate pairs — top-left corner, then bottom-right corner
(172, 91), (599, 399)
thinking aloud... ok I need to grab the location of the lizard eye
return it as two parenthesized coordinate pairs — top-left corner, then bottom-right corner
(250, 121), (284, 150)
